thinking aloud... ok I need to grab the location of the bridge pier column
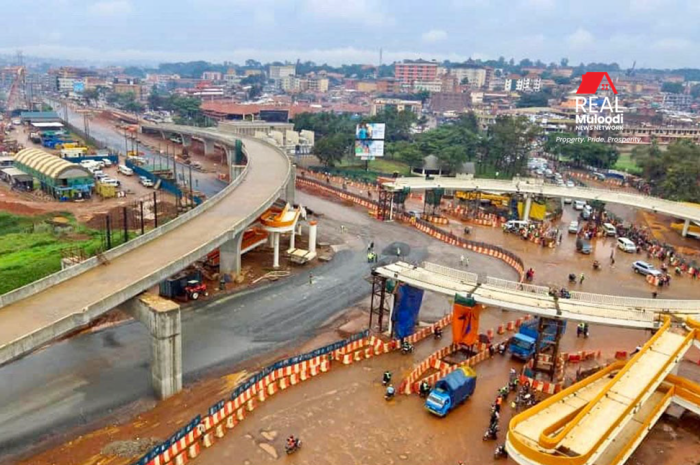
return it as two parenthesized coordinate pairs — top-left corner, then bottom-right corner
(523, 194), (532, 222)
(203, 138), (215, 156)
(180, 134), (192, 147)
(125, 294), (182, 400)
(272, 232), (280, 268)
(682, 219), (690, 237)
(289, 228), (296, 250)
(283, 168), (296, 204)
(219, 231), (244, 276)
(309, 221), (317, 253)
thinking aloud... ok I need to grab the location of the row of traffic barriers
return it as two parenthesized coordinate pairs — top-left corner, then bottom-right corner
(399, 315), (532, 395)
(295, 176), (527, 280)
(133, 313), (460, 465)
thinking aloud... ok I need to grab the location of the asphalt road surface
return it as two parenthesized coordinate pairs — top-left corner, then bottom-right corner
(45, 100), (226, 197)
(0, 190), (516, 460)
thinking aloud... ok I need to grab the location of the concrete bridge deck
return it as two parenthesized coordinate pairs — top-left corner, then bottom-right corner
(0, 133), (291, 366)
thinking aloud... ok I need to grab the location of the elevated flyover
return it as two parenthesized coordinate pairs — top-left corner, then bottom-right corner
(373, 262), (700, 328)
(381, 176), (700, 226)
(507, 318), (700, 465)
(0, 128), (291, 376)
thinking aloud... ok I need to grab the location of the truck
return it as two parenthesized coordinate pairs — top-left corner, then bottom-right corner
(424, 366), (477, 417)
(508, 318), (567, 360)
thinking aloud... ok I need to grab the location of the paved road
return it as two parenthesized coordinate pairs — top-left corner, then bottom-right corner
(46, 100), (225, 197)
(0, 190), (517, 460)
(0, 135), (288, 367)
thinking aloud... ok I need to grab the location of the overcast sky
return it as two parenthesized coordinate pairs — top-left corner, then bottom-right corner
(2, 0), (700, 68)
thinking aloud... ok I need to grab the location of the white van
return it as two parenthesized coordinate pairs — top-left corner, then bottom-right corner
(118, 165), (134, 176)
(603, 223), (617, 236)
(504, 220), (529, 232)
(617, 237), (636, 253)
(573, 200), (586, 211)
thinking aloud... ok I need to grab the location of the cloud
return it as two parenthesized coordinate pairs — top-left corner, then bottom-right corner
(520, 0), (555, 9)
(566, 28), (594, 49)
(421, 29), (448, 43)
(451, 0), (489, 7)
(88, 0), (132, 16)
(301, 0), (393, 27)
(651, 37), (692, 51)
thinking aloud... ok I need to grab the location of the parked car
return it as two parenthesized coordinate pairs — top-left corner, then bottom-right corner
(566, 181), (575, 188)
(102, 158), (113, 167)
(632, 261), (662, 277)
(505, 220), (529, 232)
(617, 237), (637, 253)
(140, 177), (155, 188)
(574, 200), (586, 210)
(563, 198), (573, 204)
(118, 165), (134, 176)
(576, 237), (593, 254)
(568, 221), (579, 233)
(101, 178), (120, 187)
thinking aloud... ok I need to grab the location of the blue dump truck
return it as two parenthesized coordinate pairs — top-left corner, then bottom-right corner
(425, 366), (477, 417)
(508, 318), (567, 360)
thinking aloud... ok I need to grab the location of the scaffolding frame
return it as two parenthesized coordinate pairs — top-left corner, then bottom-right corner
(369, 273), (391, 334)
(531, 317), (566, 382)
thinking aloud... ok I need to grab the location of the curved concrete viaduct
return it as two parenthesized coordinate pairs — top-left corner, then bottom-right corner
(0, 126), (293, 396)
(383, 176), (700, 227)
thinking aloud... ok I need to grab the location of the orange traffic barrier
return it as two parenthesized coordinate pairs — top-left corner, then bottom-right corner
(202, 432), (214, 448)
(615, 350), (628, 359)
(187, 442), (201, 459)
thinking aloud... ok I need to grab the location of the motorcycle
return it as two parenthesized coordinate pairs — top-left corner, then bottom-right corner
(385, 386), (396, 401)
(568, 273), (577, 284)
(483, 425), (499, 441)
(419, 383), (431, 398)
(497, 343), (507, 355)
(593, 260), (601, 270)
(382, 372), (392, 386)
(285, 438), (302, 455)
(494, 444), (508, 459)
(675, 267), (682, 276)
(401, 342), (414, 355)
(434, 327), (443, 340)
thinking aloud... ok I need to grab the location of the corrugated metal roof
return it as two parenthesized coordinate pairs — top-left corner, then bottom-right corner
(14, 148), (91, 180)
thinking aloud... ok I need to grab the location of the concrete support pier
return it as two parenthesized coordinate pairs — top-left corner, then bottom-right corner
(180, 134), (192, 147)
(125, 294), (182, 400)
(523, 194), (532, 222)
(273, 232), (280, 268)
(219, 231), (243, 276)
(309, 221), (317, 253)
(284, 168), (296, 204)
(203, 138), (216, 156)
(682, 219), (691, 237)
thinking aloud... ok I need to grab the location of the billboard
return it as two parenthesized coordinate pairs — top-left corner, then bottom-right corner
(355, 139), (384, 157)
(73, 81), (85, 93)
(355, 123), (385, 141)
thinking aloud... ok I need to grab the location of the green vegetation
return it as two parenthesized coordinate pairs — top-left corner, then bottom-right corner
(339, 158), (411, 176)
(631, 140), (700, 202)
(545, 132), (619, 169)
(516, 91), (550, 108)
(148, 90), (210, 126)
(106, 91), (145, 113)
(661, 82), (684, 94)
(613, 152), (641, 174)
(0, 213), (102, 294)
(295, 109), (541, 177)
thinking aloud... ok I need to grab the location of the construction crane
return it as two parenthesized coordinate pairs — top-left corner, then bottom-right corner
(626, 60), (636, 77)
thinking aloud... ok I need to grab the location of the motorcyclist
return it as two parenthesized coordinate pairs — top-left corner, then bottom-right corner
(287, 435), (297, 450)
(509, 368), (517, 382)
(419, 380), (431, 397)
(385, 384), (396, 399)
(434, 326), (443, 339)
(577, 322), (585, 338)
(583, 323), (589, 338)
(568, 273), (576, 283)
(593, 260), (600, 269)
(494, 444), (508, 459)
(675, 266), (682, 276)
(401, 340), (413, 353)
(382, 370), (392, 385)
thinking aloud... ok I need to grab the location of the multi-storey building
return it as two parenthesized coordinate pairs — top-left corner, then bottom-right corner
(394, 60), (439, 85)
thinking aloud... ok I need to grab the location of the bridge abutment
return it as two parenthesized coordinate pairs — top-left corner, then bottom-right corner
(125, 294), (182, 400)
(682, 219), (690, 237)
(203, 138), (216, 156)
(180, 133), (192, 147)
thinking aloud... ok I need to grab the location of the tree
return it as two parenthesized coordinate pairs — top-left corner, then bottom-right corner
(560, 58), (569, 67)
(632, 140), (700, 201)
(461, 77), (469, 85)
(516, 92), (549, 108)
(691, 84), (700, 99)
(396, 144), (425, 169)
(519, 58), (533, 68)
(661, 82), (684, 94)
(438, 145), (468, 173)
(313, 134), (351, 167)
(83, 88), (101, 105)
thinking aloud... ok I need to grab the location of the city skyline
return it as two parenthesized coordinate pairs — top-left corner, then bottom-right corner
(1, 0), (700, 68)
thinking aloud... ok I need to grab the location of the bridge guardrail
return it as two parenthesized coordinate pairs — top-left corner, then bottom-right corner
(0, 131), (254, 310)
(423, 262), (479, 284)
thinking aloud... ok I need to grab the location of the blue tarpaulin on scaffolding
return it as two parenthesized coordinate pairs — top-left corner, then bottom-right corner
(392, 284), (424, 339)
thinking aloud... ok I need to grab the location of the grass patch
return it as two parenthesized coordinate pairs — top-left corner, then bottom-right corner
(0, 212), (103, 294)
(338, 158), (412, 176)
(614, 153), (642, 174)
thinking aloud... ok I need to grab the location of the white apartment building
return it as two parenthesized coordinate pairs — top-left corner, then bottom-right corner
(451, 66), (487, 88)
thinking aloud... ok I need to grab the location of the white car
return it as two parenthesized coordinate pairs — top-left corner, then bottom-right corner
(574, 200), (586, 211)
(568, 221), (579, 233)
(566, 181), (575, 188)
(617, 237), (637, 253)
(563, 198), (573, 204)
(632, 261), (662, 277)
(102, 158), (113, 167)
(140, 177), (155, 188)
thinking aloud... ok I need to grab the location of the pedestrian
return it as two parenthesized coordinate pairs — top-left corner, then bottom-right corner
(309, 273), (314, 285)
(460, 255), (465, 266)
(464, 256), (469, 267)
(579, 273), (585, 284)
(652, 291), (658, 299)
(558, 233), (563, 244)
(396, 247), (401, 258)
(611, 256), (615, 266)
(219, 276), (226, 291)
